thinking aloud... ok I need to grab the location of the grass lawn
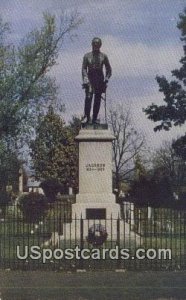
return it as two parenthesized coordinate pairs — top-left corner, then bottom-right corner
(0, 270), (185, 300)
(0, 234), (185, 271)
(0, 205), (185, 271)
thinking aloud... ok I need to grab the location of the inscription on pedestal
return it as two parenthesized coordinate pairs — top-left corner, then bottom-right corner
(85, 163), (105, 172)
(86, 208), (106, 219)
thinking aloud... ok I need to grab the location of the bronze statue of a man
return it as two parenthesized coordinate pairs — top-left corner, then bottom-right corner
(82, 37), (112, 124)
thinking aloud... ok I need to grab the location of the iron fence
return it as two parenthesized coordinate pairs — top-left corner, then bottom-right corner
(0, 201), (185, 270)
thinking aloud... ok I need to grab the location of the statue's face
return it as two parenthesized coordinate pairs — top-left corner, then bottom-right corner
(92, 39), (101, 52)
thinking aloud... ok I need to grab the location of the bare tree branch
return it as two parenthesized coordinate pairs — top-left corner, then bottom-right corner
(108, 104), (145, 189)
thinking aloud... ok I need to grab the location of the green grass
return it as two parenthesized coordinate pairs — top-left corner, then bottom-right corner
(0, 270), (186, 299)
(0, 235), (185, 271)
(0, 205), (185, 271)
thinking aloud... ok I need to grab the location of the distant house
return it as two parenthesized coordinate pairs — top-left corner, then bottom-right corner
(27, 177), (44, 194)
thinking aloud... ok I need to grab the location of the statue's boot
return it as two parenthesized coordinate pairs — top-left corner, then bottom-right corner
(81, 115), (90, 124)
(92, 118), (99, 125)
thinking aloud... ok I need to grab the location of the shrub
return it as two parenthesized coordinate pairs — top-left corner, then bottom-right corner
(175, 192), (186, 209)
(18, 192), (48, 223)
(40, 178), (65, 203)
(0, 190), (11, 217)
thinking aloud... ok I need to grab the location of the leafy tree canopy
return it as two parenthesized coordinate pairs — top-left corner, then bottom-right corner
(144, 9), (186, 158)
(0, 11), (81, 192)
(0, 11), (82, 141)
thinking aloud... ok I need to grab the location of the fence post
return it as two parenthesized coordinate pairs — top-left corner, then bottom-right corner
(148, 206), (152, 219)
(80, 215), (84, 269)
(117, 215), (121, 268)
(130, 203), (135, 230)
(117, 215), (120, 246)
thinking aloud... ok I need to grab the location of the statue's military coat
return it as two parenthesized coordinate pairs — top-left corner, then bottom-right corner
(82, 51), (112, 93)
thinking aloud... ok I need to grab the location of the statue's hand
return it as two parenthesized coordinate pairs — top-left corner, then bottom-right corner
(102, 80), (108, 93)
(82, 83), (89, 89)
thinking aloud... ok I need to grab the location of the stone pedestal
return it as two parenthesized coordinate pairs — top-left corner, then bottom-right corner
(59, 125), (120, 240)
(59, 126), (139, 243)
(73, 126), (120, 221)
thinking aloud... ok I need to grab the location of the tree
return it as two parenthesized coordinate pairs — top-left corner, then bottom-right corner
(153, 141), (176, 177)
(0, 12), (82, 142)
(144, 8), (186, 157)
(129, 141), (186, 208)
(40, 178), (64, 203)
(133, 155), (147, 181)
(130, 172), (174, 208)
(68, 115), (81, 136)
(0, 10), (81, 196)
(108, 105), (145, 191)
(0, 140), (21, 216)
(129, 156), (175, 208)
(30, 107), (78, 191)
(152, 140), (186, 192)
(173, 135), (186, 160)
(0, 140), (21, 191)
(18, 192), (48, 223)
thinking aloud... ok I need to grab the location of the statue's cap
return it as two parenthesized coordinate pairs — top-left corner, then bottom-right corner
(92, 37), (102, 46)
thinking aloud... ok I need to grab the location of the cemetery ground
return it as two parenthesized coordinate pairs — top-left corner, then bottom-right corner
(0, 202), (185, 271)
(0, 270), (185, 299)
(0, 201), (185, 299)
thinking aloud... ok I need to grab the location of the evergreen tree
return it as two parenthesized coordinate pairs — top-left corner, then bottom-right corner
(30, 107), (78, 191)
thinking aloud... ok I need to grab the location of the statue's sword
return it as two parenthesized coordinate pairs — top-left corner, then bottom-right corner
(101, 89), (107, 124)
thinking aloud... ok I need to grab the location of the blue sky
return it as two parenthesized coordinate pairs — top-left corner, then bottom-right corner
(1, 0), (186, 149)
